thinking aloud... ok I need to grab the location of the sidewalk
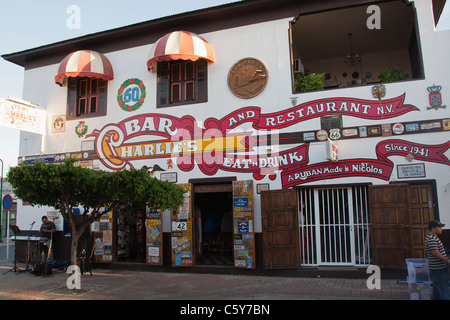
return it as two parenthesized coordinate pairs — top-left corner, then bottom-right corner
(0, 260), (410, 301)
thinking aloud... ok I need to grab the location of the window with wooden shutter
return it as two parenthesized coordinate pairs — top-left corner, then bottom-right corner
(157, 59), (207, 108)
(66, 77), (108, 120)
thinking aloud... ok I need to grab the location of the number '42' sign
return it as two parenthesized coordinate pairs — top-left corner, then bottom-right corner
(172, 221), (187, 231)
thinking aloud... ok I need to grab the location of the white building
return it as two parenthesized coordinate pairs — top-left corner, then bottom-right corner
(3, 0), (449, 270)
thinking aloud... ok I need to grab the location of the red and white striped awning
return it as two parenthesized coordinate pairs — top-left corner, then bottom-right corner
(147, 31), (215, 70)
(55, 50), (114, 86)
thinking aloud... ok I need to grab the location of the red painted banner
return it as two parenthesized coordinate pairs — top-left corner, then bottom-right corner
(86, 95), (450, 188)
(217, 94), (418, 131)
(89, 95), (419, 171)
(281, 139), (450, 188)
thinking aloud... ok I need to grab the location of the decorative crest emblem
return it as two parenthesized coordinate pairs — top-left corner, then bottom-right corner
(427, 84), (446, 110)
(371, 84), (386, 100)
(75, 121), (88, 138)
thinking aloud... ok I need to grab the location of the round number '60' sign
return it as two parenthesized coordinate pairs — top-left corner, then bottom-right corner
(117, 78), (147, 112)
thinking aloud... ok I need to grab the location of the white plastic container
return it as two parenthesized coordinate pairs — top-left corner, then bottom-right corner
(406, 258), (430, 282)
(407, 280), (432, 300)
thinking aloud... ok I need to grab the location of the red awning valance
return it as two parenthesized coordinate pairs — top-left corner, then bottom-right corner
(55, 50), (114, 86)
(147, 31), (215, 70)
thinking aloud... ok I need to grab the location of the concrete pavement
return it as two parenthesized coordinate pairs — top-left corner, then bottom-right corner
(0, 259), (411, 301)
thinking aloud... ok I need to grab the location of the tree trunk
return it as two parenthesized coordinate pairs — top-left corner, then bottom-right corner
(69, 221), (91, 265)
(71, 230), (80, 266)
(63, 205), (105, 265)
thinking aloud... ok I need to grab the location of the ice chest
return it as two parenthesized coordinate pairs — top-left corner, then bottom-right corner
(406, 258), (430, 282)
(407, 280), (432, 300)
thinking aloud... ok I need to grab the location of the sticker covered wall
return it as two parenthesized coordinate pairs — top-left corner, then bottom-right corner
(233, 180), (255, 269)
(146, 208), (163, 266)
(93, 211), (114, 263)
(171, 184), (194, 267)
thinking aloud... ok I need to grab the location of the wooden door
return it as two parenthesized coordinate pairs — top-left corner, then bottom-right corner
(369, 184), (412, 269)
(408, 184), (435, 258)
(261, 189), (299, 269)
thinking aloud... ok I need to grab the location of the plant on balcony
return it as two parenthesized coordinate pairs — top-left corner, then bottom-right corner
(378, 67), (409, 83)
(294, 72), (325, 92)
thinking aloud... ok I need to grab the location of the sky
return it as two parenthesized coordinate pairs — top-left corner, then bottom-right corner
(0, 0), (449, 177)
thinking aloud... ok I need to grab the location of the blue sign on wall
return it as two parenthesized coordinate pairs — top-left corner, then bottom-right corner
(233, 198), (249, 207)
(238, 221), (249, 233)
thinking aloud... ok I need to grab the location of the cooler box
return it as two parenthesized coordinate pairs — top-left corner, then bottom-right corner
(407, 280), (432, 300)
(405, 258), (432, 300)
(406, 258), (430, 282)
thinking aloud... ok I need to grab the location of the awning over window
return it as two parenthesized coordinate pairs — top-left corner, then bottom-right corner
(147, 31), (215, 70)
(55, 50), (114, 86)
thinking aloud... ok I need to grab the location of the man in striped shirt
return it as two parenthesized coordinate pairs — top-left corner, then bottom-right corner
(424, 220), (450, 300)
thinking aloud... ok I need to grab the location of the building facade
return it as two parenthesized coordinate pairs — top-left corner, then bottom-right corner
(3, 0), (450, 269)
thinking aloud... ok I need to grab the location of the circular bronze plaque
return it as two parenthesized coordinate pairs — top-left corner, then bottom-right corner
(227, 58), (268, 99)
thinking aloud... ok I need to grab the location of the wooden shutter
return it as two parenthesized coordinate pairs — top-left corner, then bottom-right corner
(196, 59), (207, 103)
(66, 77), (107, 119)
(157, 59), (207, 108)
(261, 189), (300, 269)
(66, 78), (78, 120)
(96, 78), (108, 117)
(369, 184), (412, 269)
(157, 61), (170, 108)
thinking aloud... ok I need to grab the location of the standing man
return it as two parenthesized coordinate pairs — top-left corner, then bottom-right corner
(424, 220), (450, 300)
(40, 216), (56, 265)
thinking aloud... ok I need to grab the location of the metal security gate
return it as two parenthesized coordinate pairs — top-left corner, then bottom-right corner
(298, 186), (371, 266)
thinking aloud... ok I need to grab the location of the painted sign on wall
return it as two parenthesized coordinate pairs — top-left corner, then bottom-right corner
(87, 94), (450, 188)
(0, 97), (46, 135)
(282, 139), (450, 188)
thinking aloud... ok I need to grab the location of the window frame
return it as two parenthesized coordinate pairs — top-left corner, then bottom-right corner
(321, 115), (343, 131)
(66, 77), (108, 120)
(157, 59), (208, 108)
(289, 1), (425, 94)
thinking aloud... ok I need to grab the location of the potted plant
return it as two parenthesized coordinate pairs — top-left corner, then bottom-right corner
(378, 67), (409, 83)
(294, 72), (325, 92)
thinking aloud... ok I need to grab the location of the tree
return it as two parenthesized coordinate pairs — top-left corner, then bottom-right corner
(7, 159), (184, 264)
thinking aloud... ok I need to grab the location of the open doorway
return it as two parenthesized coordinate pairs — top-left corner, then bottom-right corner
(115, 203), (146, 262)
(194, 191), (233, 266)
